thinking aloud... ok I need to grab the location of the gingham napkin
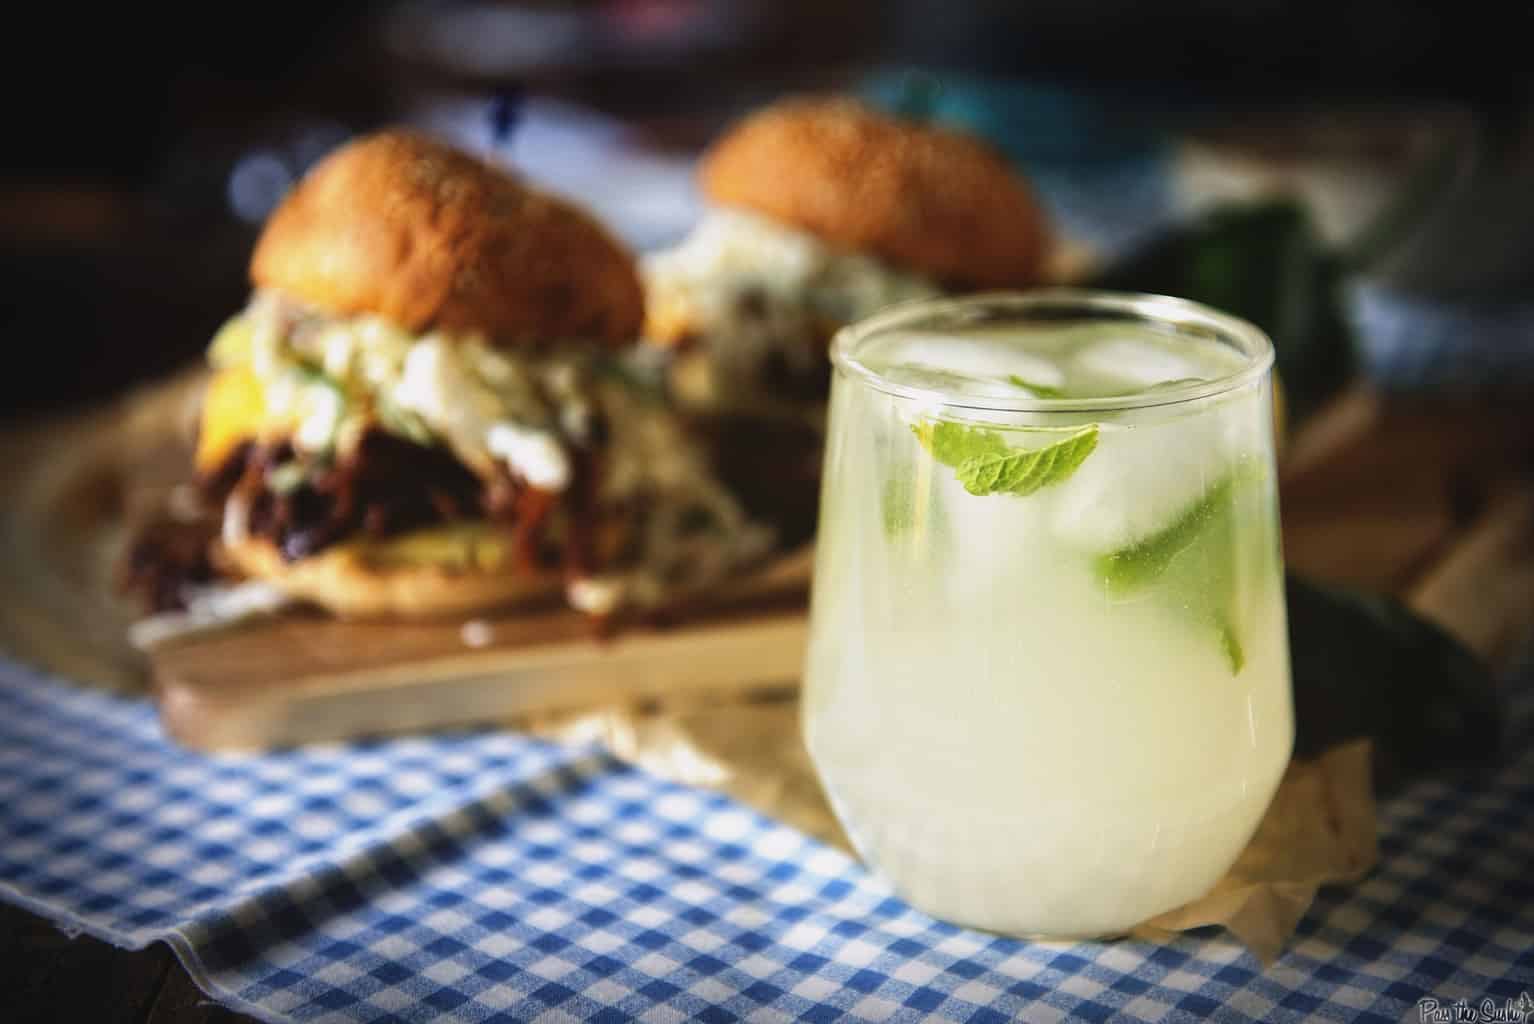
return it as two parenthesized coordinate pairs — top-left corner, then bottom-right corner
(1, 660), (1530, 1023)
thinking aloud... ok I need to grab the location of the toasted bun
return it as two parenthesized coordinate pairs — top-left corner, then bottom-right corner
(251, 130), (643, 346)
(224, 535), (562, 620)
(700, 98), (1050, 289)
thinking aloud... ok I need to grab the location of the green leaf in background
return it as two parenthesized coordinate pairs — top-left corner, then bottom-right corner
(915, 421), (1098, 497)
(1091, 200), (1355, 424)
(1285, 574), (1502, 795)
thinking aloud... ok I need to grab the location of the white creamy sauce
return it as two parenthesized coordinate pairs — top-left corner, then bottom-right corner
(390, 335), (572, 488)
(642, 207), (942, 377)
(292, 385), (344, 451)
(230, 296), (575, 491)
(485, 422), (570, 491)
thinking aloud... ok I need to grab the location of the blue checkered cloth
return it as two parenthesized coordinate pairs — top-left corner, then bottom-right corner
(1, 659), (1531, 1023)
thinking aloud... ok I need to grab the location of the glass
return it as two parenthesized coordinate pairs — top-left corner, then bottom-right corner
(803, 290), (1294, 939)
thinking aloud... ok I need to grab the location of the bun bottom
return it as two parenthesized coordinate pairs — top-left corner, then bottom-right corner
(224, 536), (563, 619)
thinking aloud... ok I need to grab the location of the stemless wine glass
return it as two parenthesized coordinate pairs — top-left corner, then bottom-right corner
(802, 290), (1294, 939)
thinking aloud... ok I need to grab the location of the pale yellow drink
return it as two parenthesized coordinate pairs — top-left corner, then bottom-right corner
(803, 292), (1294, 938)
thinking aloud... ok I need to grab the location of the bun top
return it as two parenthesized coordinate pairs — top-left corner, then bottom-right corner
(699, 98), (1051, 290)
(251, 131), (644, 346)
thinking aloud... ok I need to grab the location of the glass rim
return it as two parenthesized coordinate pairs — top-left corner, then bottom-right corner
(829, 288), (1277, 413)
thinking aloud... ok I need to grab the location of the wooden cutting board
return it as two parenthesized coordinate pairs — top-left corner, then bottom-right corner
(151, 551), (813, 749)
(2, 373), (1530, 751)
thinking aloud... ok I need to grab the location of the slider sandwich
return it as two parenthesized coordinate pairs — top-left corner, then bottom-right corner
(642, 97), (1053, 415)
(134, 130), (770, 623)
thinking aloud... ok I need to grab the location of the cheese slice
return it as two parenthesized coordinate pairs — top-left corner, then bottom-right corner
(196, 365), (276, 472)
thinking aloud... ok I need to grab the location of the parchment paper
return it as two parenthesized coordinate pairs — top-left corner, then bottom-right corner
(520, 693), (1378, 965)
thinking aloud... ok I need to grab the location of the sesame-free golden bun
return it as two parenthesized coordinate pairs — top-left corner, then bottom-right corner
(699, 97), (1051, 289)
(250, 130), (644, 347)
(222, 129), (635, 617)
(222, 532), (562, 620)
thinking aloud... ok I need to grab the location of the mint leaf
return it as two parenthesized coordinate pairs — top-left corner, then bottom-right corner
(1007, 375), (1066, 399)
(1217, 616), (1246, 674)
(1095, 475), (1235, 593)
(914, 421), (1098, 497)
(919, 420), (1009, 469)
(1094, 472), (1248, 674)
(955, 430), (1098, 497)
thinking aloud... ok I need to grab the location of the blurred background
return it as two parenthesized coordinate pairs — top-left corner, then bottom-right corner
(4, 1), (1533, 418)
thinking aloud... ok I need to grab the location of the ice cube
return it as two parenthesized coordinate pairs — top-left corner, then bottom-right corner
(1051, 415), (1236, 551)
(1069, 337), (1211, 395)
(880, 363), (1019, 399)
(873, 334), (1066, 391)
(1001, 353), (1066, 391)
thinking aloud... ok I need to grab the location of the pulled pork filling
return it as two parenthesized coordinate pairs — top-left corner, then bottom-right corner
(641, 208), (944, 398)
(129, 292), (772, 617)
(121, 516), (223, 615)
(204, 431), (565, 567)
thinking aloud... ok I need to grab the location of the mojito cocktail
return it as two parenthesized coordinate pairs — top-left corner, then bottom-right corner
(803, 291), (1294, 939)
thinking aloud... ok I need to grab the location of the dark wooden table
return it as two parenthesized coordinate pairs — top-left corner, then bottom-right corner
(0, 903), (252, 1023)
